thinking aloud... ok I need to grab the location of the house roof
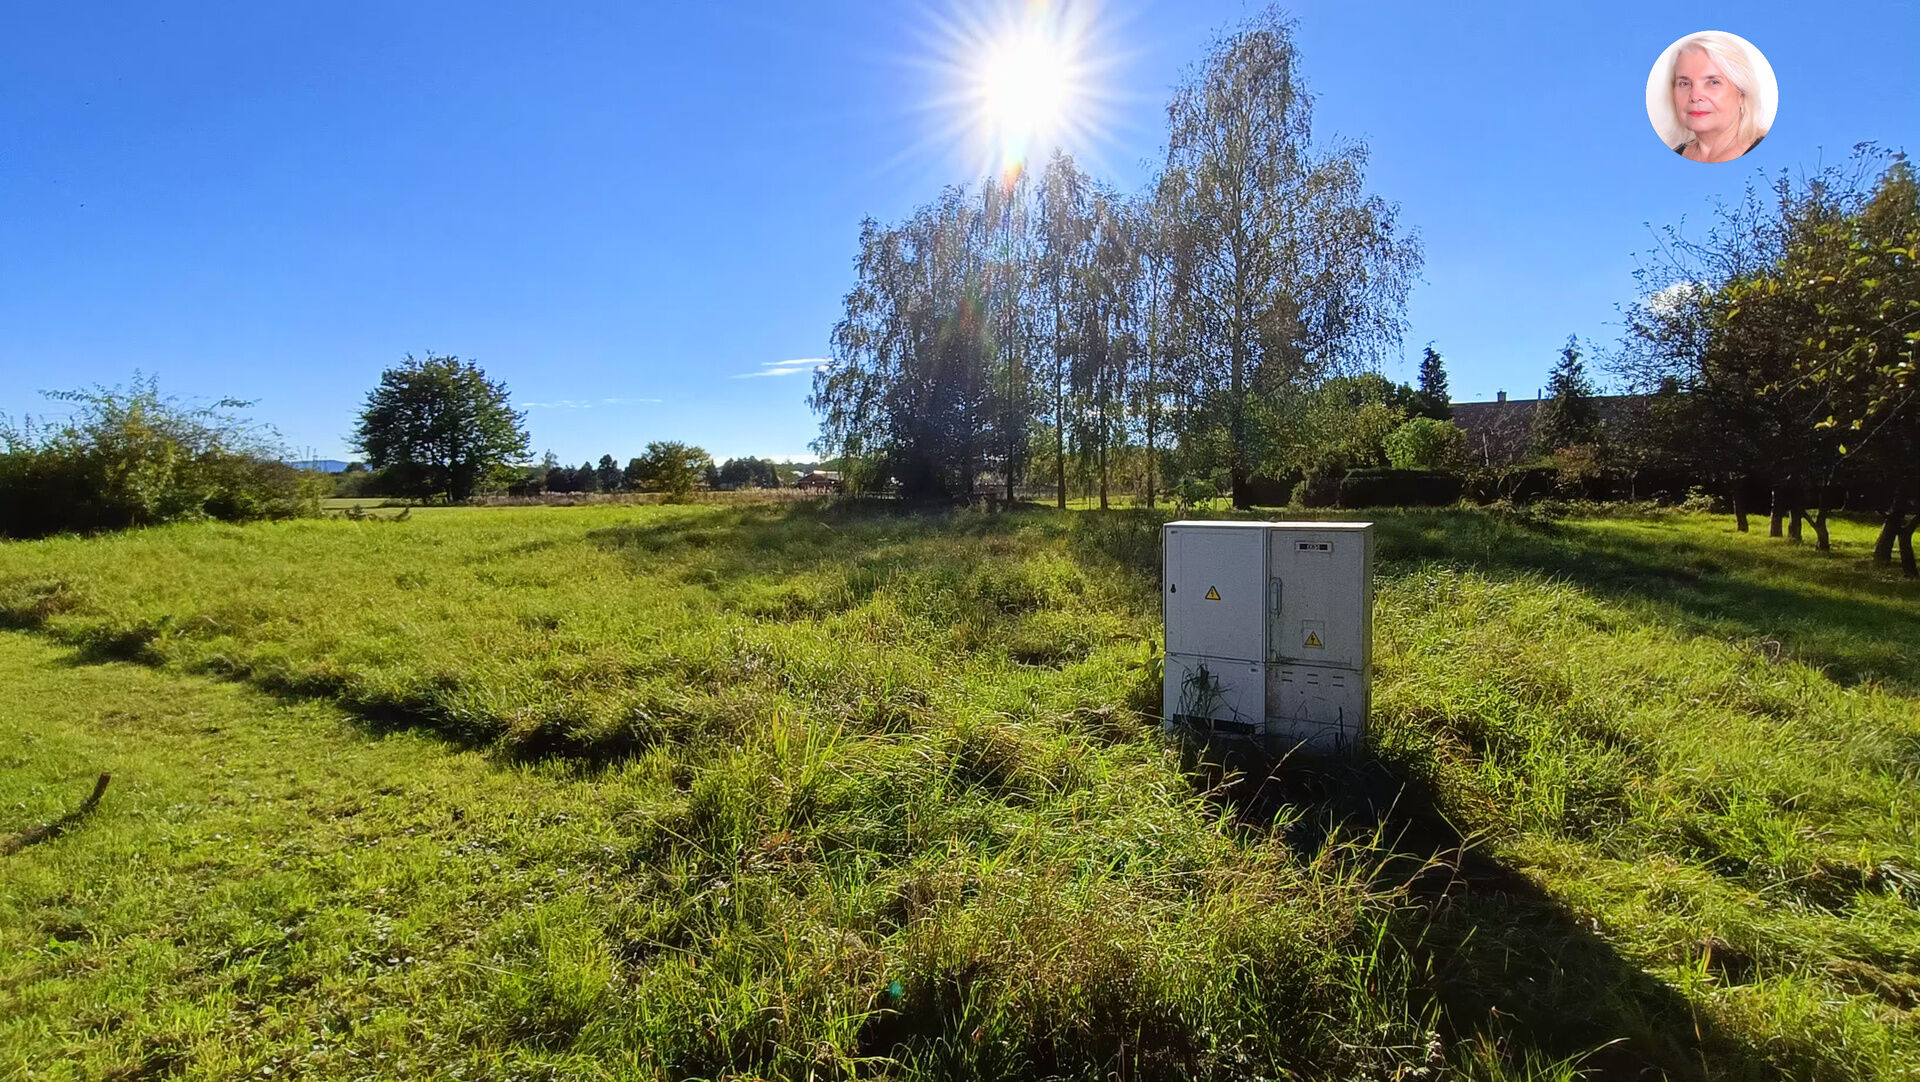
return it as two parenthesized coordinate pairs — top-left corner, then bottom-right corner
(1449, 394), (1645, 466)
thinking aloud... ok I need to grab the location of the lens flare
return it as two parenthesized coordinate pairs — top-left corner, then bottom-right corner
(976, 17), (1077, 169)
(880, 0), (1125, 186)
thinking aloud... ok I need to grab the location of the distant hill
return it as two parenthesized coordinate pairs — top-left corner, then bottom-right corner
(288, 459), (351, 473)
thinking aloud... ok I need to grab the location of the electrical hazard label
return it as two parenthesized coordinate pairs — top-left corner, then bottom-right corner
(1304, 631), (1324, 648)
(1204, 586), (1221, 601)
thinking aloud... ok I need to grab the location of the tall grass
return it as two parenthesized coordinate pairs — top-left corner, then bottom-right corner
(2, 502), (1917, 1078)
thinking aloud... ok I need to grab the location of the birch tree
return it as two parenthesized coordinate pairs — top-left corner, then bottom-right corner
(1161, 7), (1419, 507)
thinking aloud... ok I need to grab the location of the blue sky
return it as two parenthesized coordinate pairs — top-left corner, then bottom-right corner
(3, 1), (1915, 465)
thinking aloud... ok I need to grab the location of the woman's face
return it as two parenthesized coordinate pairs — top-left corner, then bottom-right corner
(1673, 48), (1742, 138)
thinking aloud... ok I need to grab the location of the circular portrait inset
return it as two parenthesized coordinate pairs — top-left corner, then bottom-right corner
(1646, 31), (1777, 163)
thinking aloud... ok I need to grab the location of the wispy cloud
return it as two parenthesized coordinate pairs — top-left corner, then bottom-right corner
(733, 358), (834, 379)
(523, 397), (663, 409)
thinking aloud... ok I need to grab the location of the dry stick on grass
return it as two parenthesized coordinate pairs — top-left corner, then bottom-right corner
(0, 772), (111, 856)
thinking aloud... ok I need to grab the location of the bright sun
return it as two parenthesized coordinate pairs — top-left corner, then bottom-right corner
(960, 2), (1098, 174)
(978, 26), (1074, 156)
(904, 1), (1114, 183)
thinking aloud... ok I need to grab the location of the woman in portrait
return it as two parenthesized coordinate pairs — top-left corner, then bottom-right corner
(1666, 32), (1770, 163)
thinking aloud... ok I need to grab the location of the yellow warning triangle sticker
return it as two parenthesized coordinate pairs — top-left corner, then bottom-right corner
(1204, 585), (1221, 601)
(1304, 631), (1324, 648)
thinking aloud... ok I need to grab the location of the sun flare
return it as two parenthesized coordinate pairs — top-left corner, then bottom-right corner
(893, 1), (1120, 185)
(903, 0), (1114, 182)
(976, 22), (1078, 166)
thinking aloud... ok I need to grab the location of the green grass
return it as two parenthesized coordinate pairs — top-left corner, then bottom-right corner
(1, 502), (1917, 1079)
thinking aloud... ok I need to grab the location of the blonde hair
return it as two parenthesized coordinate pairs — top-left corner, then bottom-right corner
(1670, 32), (1767, 151)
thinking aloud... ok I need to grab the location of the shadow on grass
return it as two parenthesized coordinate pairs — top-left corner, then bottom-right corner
(38, 629), (651, 773)
(1177, 728), (1796, 1081)
(1053, 504), (1920, 692)
(583, 497), (1919, 695)
(1, 772), (112, 857)
(1369, 509), (1920, 692)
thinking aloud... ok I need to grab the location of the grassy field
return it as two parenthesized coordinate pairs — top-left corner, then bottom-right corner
(2, 502), (1917, 1079)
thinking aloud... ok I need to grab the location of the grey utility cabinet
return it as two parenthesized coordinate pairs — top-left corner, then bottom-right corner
(1161, 520), (1374, 752)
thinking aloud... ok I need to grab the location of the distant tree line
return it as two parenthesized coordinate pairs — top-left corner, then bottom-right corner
(810, 7), (1422, 508)
(509, 443), (718, 501)
(338, 442), (799, 503)
(344, 354), (817, 504)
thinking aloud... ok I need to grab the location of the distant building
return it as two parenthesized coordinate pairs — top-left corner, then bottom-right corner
(794, 470), (844, 491)
(1449, 392), (1645, 466)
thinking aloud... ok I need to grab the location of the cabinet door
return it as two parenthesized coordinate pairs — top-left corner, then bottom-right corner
(1164, 654), (1265, 731)
(1164, 527), (1265, 663)
(1268, 531), (1366, 669)
(1267, 665), (1364, 752)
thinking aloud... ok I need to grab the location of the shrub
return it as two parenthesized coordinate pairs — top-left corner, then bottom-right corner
(1238, 474), (1298, 508)
(1469, 467), (1557, 505)
(1679, 487), (1718, 514)
(1336, 469), (1463, 508)
(1383, 417), (1468, 471)
(1173, 476), (1219, 513)
(0, 377), (312, 538)
(1290, 470), (1343, 508)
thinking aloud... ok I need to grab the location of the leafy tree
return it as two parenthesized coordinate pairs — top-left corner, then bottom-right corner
(1038, 152), (1095, 507)
(595, 454), (624, 493)
(982, 170), (1038, 504)
(1617, 149), (1906, 550)
(622, 456), (648, 491)
(1759, 156), (1920, 570)
(1, 375), (313, 538)
(1160, 7), (1420, 508)
(805, 5), (1421, 509)
(1132, 184), (1179, 508)
(577, 460), (600, 494)
(1276, 374), (1411, 478)
(544, 450), (585, 494)
(506, 462), (545, 497)
(631, 441), (712, 500)
(1412, 344), (1452, 420)
(813, 188), (1009, 501)
(719, 456), (780, 487)
(1384, 417), (1469, 471)
(1070, 185), (1143, 509)
(351, 354), (530, 503)
(1532, 336), (1600, 454)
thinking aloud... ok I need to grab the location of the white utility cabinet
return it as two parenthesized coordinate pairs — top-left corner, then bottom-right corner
(1162, 520), (1374, 752)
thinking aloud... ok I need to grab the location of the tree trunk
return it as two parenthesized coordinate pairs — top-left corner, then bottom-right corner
(1005, 313), (1018, 506)
(1096, 378), (1110, 512)
(1788, 506), (1804, 544)
(1054, 295), (1066, 510)
(1810, 508), (1830, 552)
(1769, 486), (1786, 537)
(1900, 514), (1919, 579)
(1098, 438), (1109, 510)
(1145, 410), (1156, 510)
(1229, 257), (1250, 511)
(1873, 496), (1902, 565)
(1732, 482), (1749, 533)
(1229, 380), (1249, 510)
(1144, 293), (1158, 510)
